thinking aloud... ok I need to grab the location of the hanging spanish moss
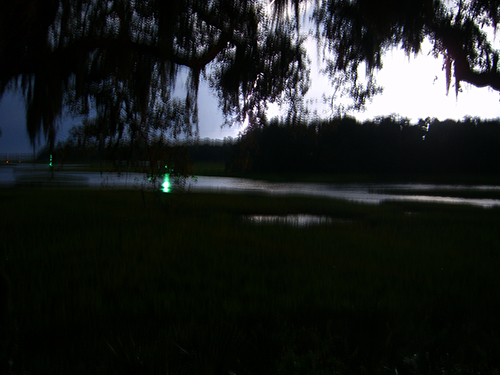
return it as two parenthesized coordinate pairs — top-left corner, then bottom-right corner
(0, 0), (309, 151)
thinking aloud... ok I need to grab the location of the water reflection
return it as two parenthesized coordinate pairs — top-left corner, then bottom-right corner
(2, 166), (500, 207)
(185, 176), (500, 208)
(246, 214), (340, 226)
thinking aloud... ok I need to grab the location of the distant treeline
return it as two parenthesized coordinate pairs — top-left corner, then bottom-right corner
(45, 138), (233, 164)
(47, 116), (500, 177)
(44, 127), (234, 174)
(226, 116), (500, 176)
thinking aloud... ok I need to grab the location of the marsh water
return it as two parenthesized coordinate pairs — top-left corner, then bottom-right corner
(2, 165), (500, 208)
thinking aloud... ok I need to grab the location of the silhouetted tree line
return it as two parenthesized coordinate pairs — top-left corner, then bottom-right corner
(43, 115), (500, 177)
(39, 127), (193, 177)
(42, 126), (235, 175)
(226, 116), (500, 176)
(189, 138), (235, 163)
(3, 0), (500, 156)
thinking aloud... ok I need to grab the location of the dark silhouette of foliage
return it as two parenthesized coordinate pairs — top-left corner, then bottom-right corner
(189, 138), (234, 163)
(228, 115), (500, 176)
(46, 123), (195, 178)
(0, 0), (308, 153)
(2, 0), (500, 159)
(311, 0), (500, 98)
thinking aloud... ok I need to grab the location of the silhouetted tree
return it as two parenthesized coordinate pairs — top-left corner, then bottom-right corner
(227, 116), (500, 176)
(3, 0), (500, 156)
(271, 0), (500, 112)
(189, 139), (233, 164)
(0, 0), (308, 154)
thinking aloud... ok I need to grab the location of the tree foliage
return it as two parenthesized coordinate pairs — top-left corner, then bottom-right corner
(1, 0), (500, 151)
(228, 116), (500, 175)
(311, 0), (500, 97)
(0, 0), (308, 150)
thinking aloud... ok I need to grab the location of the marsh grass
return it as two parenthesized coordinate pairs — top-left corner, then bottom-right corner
(1, 189), (500, 374)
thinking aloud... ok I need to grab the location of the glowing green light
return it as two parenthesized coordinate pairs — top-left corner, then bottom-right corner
(162, 173), (171, 193)
(49, 154), (53, 167)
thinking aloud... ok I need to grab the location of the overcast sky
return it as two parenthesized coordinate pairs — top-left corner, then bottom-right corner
(1, 41), (500, 154)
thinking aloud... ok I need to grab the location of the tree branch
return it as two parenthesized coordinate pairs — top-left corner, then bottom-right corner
(432, 24), (500, 92)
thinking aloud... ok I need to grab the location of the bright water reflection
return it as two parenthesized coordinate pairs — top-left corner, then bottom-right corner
(185, 176), (500, 208)
(2, 166), (500, 207)
(246, 214), (342, 226)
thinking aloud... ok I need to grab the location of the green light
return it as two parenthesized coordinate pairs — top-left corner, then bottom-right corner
(49, 154), (53, 167)
(162, 173), (171, 193)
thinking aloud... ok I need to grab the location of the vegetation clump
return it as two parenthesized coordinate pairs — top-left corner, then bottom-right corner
(227, 116), (500, 177)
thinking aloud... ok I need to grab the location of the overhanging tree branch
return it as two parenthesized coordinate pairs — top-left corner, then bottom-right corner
(432, 23), (500, 92)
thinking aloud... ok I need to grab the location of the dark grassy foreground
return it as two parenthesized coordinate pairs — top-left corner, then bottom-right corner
(1, 188), (500, 374)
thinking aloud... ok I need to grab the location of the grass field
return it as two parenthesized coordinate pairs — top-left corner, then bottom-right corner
(1, 187), (500, 374)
